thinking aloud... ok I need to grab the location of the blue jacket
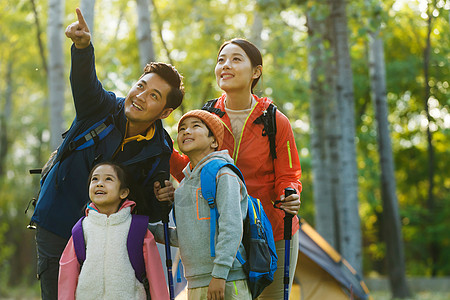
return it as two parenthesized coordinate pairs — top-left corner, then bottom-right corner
(31, 44), (173, 239)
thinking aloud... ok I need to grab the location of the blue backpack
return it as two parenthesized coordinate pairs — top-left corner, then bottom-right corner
(200, 159), (278, 299)
(71, 213), (151, 299)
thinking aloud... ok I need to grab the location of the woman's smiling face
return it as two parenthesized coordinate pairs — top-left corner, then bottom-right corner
(215, 43), (259, 93)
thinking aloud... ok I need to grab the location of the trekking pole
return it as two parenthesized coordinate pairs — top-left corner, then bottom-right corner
(156, 171), (175, 300)
(282, 187), (296, 300)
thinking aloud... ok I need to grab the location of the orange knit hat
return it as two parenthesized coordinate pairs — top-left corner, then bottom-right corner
(178, 110), (224, 150)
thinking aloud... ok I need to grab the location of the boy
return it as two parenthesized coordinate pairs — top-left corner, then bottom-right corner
(152, 110), (252, 300)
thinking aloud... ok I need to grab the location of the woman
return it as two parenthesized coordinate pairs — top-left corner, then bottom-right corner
(169, 38), (302, 299)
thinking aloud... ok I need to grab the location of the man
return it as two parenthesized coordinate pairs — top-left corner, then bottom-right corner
(31, 8), (184, 299)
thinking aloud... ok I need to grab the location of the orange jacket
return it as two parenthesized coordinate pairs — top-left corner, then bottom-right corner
(170, 94), (302, 242)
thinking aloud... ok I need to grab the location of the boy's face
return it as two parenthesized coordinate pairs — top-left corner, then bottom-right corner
(89, 165), (129, 216)
(177, 117), (218, 158)
(124, 73), (173, 127)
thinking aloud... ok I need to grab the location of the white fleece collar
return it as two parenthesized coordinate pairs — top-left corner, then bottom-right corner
(87, 206), (131, 226)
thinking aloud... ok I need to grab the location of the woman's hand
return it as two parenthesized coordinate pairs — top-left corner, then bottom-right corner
(279, 193), (301, 215)
(153, 180), (175, 203)
(207, 277), (226, 300)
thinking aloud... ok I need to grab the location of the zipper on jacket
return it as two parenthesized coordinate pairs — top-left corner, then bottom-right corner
(233, 103), (259, 162)
(103, 218), (110, 296)
(287, 140), (293, 168)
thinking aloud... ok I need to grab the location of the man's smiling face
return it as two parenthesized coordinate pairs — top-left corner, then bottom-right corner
(124, 72), (173, 128)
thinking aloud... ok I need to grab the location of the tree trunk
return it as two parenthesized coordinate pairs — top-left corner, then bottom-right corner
(150, 0), (173, 66)
(368, 27), (412, 299)
(366, 0), (412, 297)
(150, 0), (185, 114)
(250, 10), (263, 49)
(80, 0), (96, 38)
(306, 4), (337, 247)
(47, 0), (66, 150)
(0, 60), (13, 177)
(423, 0), (438, 277)
(136, 0), (155, 68)
(328, 0), (362, 273)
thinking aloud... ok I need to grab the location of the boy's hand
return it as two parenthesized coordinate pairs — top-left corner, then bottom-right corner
(153, 180), (175, 203)
(207, 277), (225, 300)
(279, 193), (301, 215)
(65, 8), (91, 49)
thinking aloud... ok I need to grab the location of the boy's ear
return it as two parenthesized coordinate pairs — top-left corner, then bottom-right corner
(120, 188), (130, 200)
(211, 138), (218, 150)
(159, 107), (174, 120)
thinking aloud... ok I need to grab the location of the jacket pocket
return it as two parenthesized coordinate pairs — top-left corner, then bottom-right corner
(196, 189), (211, 220)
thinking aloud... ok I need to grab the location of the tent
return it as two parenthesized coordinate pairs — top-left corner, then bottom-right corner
(291, 218), (372, 300)
(159, 217), (372, 300)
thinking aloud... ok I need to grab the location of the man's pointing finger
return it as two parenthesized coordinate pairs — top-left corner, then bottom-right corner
(75, 8), (88, 28)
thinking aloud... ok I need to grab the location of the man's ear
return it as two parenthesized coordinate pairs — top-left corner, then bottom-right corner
(159, 108), (174, 120)
(252, 65), (262, 79)
(120, 188), (130, 200)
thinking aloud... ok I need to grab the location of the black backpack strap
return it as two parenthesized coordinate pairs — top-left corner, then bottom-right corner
(202, 99), (225, 118)
(254, 103), (277, 159)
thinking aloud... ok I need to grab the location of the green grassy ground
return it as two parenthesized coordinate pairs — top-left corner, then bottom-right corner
(370, 291), (450, 300)
(1, 287), (449, 299)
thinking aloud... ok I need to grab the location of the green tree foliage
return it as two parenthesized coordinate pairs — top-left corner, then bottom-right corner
(0, 0), (449, 295)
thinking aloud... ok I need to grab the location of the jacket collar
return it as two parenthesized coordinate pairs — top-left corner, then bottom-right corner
(86, 199), (136, 216)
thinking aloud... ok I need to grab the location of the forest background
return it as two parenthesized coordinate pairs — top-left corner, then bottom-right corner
(0, 0), (448, 298)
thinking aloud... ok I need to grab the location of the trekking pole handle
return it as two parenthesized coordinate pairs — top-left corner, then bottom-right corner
(155, 171), (171, 224)
(283, 188), (296, 240)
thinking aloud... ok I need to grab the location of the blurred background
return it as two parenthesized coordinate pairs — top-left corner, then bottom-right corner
(0, 0), (448, 298)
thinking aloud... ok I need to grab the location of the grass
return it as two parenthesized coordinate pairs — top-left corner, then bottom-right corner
(370, 291), (450, 300)
(1, 287), (449, 299)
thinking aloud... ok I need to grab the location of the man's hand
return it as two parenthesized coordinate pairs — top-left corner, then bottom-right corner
(65, 8), (91, 49)
(153, 180), (175, 203)
(207, 277), (226, 300)
(279, 193), (301, 215)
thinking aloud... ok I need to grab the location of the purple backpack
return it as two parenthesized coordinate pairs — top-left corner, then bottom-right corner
(72, 214), (149, 284)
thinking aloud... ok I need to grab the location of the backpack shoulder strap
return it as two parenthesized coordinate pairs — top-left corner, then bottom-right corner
(254, 103), (277, 159)
(72, 216), (86, 265)
(56, 115), (114, 166)
(202, 99), (225, 118)
(200, 160), (244, 257)
(200, 159), (245, 204)
(127, 214), (149, 283)
(68, 115), (114, 152)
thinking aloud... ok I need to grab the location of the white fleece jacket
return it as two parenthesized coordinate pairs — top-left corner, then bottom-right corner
(76, 207), (146, 299)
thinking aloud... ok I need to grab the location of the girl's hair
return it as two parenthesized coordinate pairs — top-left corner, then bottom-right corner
(218, 38), (263, 93)
(88, 161), (130, 190)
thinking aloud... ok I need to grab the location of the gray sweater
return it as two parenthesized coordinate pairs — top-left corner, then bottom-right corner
(150, 150), (248, 289)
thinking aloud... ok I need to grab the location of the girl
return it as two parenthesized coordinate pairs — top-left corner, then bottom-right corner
(58, 162), (169, 300)
(169, 38), (302, 299)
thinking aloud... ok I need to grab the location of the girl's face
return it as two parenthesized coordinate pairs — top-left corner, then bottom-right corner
(215, 43), (261, 94)
(89, 164), (129, 216)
